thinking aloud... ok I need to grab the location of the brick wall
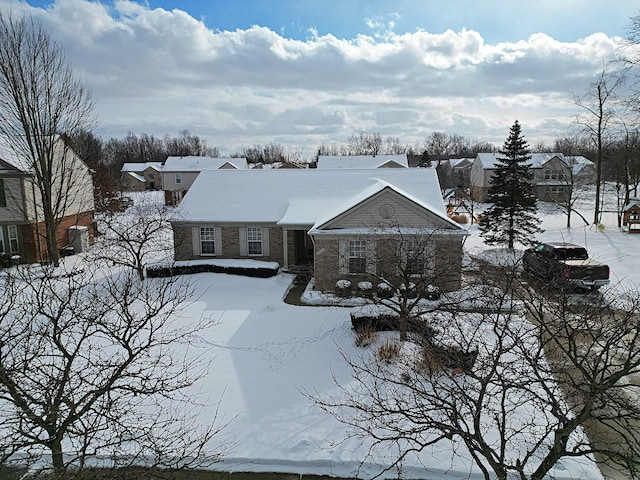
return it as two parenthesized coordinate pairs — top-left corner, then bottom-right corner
(20, 211), (94, 263)
(173, 225), (284, 266)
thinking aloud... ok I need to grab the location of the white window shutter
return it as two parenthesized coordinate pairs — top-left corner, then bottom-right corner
(262, 227), (270, 256)
(338, 240), (348, 275)
(239, 227), (247, 256)
(215, 227), (222, 255)
(366, 239), (377, 274)
(192, 227), (201, 256)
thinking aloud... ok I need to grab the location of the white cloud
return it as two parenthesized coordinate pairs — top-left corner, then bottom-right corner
(0, 0), (630, 155)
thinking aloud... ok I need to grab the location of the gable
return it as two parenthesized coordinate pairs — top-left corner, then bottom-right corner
(317, 187), (456, 231)
(541, 156), (568, 170)
(378, 160), (406, 168)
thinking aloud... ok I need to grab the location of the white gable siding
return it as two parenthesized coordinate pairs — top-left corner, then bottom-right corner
(321, 189), (452, 231)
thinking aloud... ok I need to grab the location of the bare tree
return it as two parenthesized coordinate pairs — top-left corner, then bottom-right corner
(334, 223), (468, 342)
(91, 195), (174, 280)
(0, 263), (230, 478)
(0, 13), (96, 265)
(347, 132), (383, 156)
(307, 261), (640, 479)
(574, 65), (625, 225)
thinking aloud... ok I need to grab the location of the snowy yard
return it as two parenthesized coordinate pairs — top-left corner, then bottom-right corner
(9, 189), (640, 479)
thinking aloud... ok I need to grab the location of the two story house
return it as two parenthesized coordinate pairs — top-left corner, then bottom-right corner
(0, 139), (95, 263)
(120, 162), (164, 191)
(170, 168), (468, 293)
(162, 156), (248, 205)
(470, 153), (594, 202)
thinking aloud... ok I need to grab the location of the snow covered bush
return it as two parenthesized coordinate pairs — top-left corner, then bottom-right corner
(357, 281), (373, 294)
(335, 279), (352, 297)
(376, 281), (394, 299)
(398, 282), (418, 299)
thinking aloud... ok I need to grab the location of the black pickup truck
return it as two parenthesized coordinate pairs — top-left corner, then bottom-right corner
(522, 242), (610, 291)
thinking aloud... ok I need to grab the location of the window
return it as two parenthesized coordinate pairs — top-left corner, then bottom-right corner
(0, 227), (4, 253)
(175, 173), (182, 184)
(148, 173), (155, 180)
(348, 240), (367, 273)
(7, 225), (18, 253)
(544, 169), (565, 181)
(0, 179), (5, 207)
(405, 241), (427, 275)
(247, 226), (263, 255)
(200, 227), (216, 255)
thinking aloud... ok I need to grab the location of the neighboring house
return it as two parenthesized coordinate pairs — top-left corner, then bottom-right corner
(317, 154), (409, 169)
(0, 139), (95, 263)
(162, 156), (248, 205)
(171, 168), (468, 293)
(470, 153), (594, 202)
(623, 199), (640, 234)
(120, 162), (163, 191)
(450, 158), (474, 188)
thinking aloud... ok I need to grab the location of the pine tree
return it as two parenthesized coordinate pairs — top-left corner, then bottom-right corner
(479, 120), (542, 249)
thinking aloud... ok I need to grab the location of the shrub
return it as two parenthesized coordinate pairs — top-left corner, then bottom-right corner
(376, 282), (394, 299)
(357, 281), (373, 296)
(417, 347), (445, 374)
(354, 324), (377, 347)
(377, 338), (401, 363)
(399, 282), (418, 299)
(335, 279), (352, 297)
(422, 284), (441, 301)
(146, 263), (279, 278)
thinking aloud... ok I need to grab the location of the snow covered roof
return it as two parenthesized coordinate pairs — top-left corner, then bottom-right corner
(0, 140), (31, 172)
(174, 168), (457, 229)
(163, 156), (247, 171)
(564, 155), (594, 175)
(476, 152), (566, 169)
(317, 154), (409, 169)
(120, 162), (163, 173)
(126, 171), (145, 183)
(624, 199), (640, 211)
(451, 158), (474, 168)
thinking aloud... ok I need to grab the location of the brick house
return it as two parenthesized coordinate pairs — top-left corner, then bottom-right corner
(0, 139), (95, 263)
(170, 168), (467, 293)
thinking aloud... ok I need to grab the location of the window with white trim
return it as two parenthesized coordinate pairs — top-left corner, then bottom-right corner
(7, 225), (18, 253)
(0, 226), (5, 253)
(348, 240), (367, 273)
(200, 227), (216, 255)
(247, 227), (263, 255)
(175, 173), (182, 184)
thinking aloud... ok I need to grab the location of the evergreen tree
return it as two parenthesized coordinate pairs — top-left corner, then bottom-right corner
(479, 120), (542, 248)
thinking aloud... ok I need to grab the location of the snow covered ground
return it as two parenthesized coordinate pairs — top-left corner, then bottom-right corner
(15, 189), (638, 478)
(151, 190), (637, 479)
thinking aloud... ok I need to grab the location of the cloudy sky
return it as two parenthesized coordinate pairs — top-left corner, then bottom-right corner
(1, 0), (638, 157)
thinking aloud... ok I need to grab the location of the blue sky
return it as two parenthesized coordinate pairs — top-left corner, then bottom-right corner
(63, 0), (637, 43)
(4, 0), (640, 156)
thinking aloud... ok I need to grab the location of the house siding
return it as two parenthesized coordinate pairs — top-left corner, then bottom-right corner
(0, 176), (26, 223)
(321, 189), (454, 231)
